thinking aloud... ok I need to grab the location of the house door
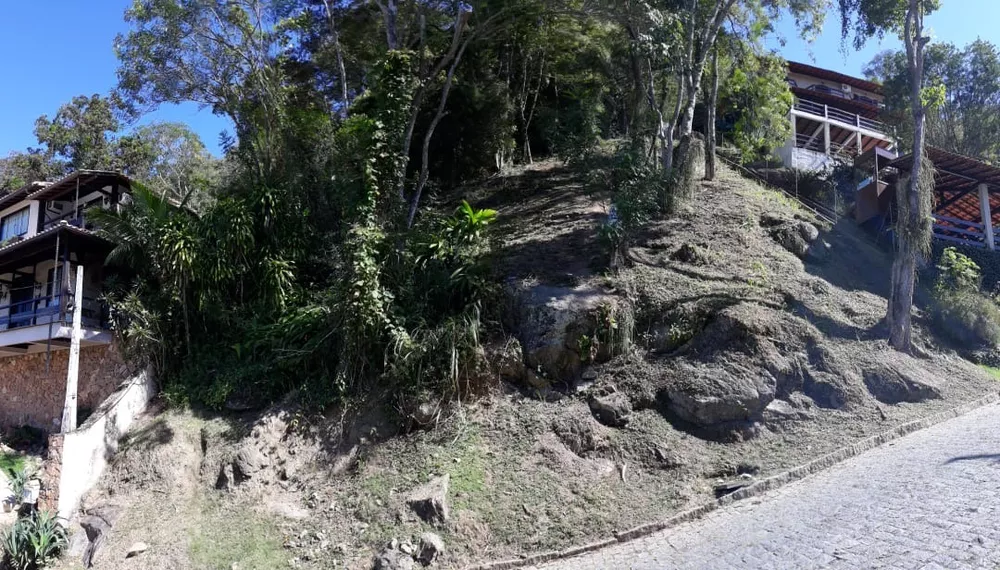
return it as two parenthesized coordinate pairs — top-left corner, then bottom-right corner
(9, 273), (34, 328)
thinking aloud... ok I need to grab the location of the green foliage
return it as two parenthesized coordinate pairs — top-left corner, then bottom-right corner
(936, 247), (982, 293)
(721, 52), (793, 162)
(933, 247), (1000, 348)
(5, 464), (36, 505)
(593, 143), (661, 269)
(867, 40), (1000, 162)
(1, 511), (67, 570)
(932, 289), (1000, 348)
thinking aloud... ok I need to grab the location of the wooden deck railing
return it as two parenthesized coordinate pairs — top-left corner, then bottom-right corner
(931, 214), (992, 249)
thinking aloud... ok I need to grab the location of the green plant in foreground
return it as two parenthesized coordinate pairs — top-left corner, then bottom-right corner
(5, 465), (35, 505)
(1, 511), (67, 570)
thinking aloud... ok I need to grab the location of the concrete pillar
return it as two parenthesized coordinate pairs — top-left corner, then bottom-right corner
(60, 267), (84, 432)
(856, 131), (863, 156)
(823, 122), (831, 155)
(980, 183), (995, 250)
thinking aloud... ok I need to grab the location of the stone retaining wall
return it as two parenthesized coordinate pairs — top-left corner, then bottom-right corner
(0, 345), (127, 432)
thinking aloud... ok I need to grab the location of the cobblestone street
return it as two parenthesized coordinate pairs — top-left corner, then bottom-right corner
(532, 402), (1000, 570)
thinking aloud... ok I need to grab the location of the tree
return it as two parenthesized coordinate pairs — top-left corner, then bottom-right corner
(866, 40), (1000, 163)
(672, 0), (826, 174)
(841, 0), (941, 352)
(115, 0), (282, 124)
(34, 94), (120, 171)
(0, 151), (65, 192)
(119, 122), (221, 206)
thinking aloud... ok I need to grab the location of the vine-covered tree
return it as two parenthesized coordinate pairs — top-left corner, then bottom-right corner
(841, 0), (942, 352)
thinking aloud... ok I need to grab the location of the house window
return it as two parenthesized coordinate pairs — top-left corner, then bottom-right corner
(0, 208), (29, 242)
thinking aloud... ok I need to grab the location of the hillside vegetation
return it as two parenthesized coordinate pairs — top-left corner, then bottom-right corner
(64, 159), (998, 570)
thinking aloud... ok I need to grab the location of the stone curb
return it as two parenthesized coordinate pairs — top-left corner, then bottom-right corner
(463, 391), (1000, 570)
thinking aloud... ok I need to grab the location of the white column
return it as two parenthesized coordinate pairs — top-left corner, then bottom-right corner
(856, 131), (863, 155)
(980, 183), (995, 250)
(60, 267), (84, 432)
(823, 122), (831, 155)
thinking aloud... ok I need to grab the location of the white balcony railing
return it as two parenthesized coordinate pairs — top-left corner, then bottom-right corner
(794, 99), (887, 135)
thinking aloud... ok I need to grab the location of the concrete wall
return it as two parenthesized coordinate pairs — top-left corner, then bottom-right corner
(0, 345), (127, 432)
(51, 368), (157, 521)
(775, 144), (835, 173)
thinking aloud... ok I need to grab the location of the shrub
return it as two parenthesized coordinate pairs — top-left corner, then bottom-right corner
(936, 246), (982, 293)
(593, 143), (661, 270)
(932, 289), (1000, 348)
(932, 247), (1000, 347)
(1, 511), (67, 570)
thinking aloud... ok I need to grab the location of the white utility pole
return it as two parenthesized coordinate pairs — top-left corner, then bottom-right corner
(61, 266), (84, 432)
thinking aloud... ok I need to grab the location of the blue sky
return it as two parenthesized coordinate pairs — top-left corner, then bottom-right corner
(0, 1), (232, 157)
(1, 2), (999, 158)
(767, 1), (1000, 77)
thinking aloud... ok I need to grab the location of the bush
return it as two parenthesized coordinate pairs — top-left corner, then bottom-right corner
(932, 248), (1000, 347)
(932, 289), (1000, 348)
(1, 511), (66, 570)
(592, 143), (661, 270)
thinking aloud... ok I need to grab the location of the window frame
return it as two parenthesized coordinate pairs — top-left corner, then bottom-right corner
(0, 207), (30, 242)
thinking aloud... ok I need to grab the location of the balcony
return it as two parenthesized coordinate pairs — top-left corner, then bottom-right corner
(793, 98), (888, 135)
(0, 291), (110, 355)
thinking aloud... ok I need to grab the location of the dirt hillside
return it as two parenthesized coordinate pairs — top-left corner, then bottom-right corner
(61, 160), (999, 570)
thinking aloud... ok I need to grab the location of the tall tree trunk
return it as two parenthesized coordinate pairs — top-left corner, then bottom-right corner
(376, 0), (399, 50)
(407, 34), (471, 227)
(887, 0), (928, 352)
(322, 0), (349, 108)
(663, 72), (684, 172)
(705, 43), (719, 181)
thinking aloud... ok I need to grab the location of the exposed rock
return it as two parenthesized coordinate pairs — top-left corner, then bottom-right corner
(126, 542), (149, 558)
(507, 282), (620, 383)
(759, 212), (787, 227)
(418, 532), (445, 566)
(552, 415), (605, 456)
(763, 399), (812, 422)
(588, 392), (632, 427)
(653, 446), (685, 469)
(406, 474), (450, 525)
(216, 463), (236, 491)
(410, 401), (440, 429)
(802, 371), (850, 409)
(664, 365), (775, 428)
(233, 444), (269, 480)
(373, 546), (415, 570)
(489, 339), (527, 381)
(805, 240), (832, 264)
(771, 225), (810, 258)
(862, 358), (942, 405)
(798, 221), (820, 243)
(524, 370), (551, 391)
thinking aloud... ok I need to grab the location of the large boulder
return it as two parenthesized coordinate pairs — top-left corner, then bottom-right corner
(862, 357), (942, 405)
(663, 364), (776, 427)
(233, 444), (269, 480)
(507, 283), (621, 384)
(406, 474), (450, 525)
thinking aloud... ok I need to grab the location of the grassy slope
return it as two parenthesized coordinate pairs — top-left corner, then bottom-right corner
(68, 161), (999, 570)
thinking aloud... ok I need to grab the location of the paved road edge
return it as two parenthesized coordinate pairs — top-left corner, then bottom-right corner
(464, 391), (1000, 570)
